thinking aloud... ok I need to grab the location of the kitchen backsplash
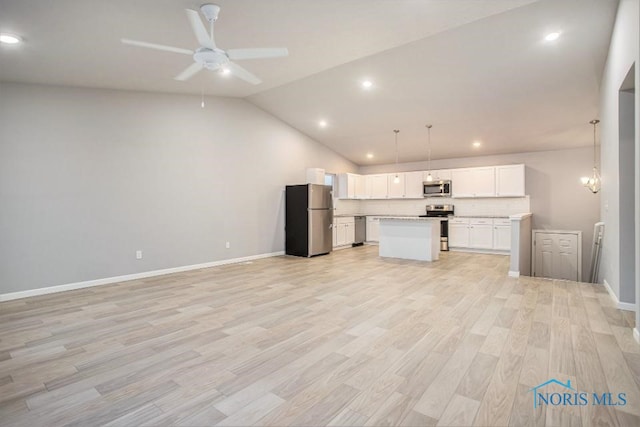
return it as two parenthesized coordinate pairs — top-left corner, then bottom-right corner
(335, 196), (530, 217)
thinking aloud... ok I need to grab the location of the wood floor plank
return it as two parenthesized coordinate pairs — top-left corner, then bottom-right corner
(436, 393), (481, 426)
(413, 333), (485, 419)
(473, 351), (523, 426)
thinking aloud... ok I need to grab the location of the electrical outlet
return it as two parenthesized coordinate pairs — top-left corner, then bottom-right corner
(225, 241), (230, 249)
(136, 250), (143, 260)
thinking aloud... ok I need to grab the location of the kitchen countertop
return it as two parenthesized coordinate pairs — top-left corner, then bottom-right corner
(379, 216), (443, 221)
(335, 214), (513, 219)
(453, 215), (510, 219)
(335, 214), (424, 218)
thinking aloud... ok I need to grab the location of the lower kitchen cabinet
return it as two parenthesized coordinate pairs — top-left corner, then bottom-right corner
(493, 219), (512, 251)
(469, 219), (493, 249)
(366, 217), (380, 242)
(334, 217), (355, 247)
(449, 219), (470, 247)
(449, 217), (510, 251)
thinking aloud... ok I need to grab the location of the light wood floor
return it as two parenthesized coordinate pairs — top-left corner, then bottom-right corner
(1, 246), (639, 426)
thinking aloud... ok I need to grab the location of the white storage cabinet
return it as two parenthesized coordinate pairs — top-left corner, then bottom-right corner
(334, 217), (355, 247)
(495, 165), (525, 197)
(366, 217), (380, 242)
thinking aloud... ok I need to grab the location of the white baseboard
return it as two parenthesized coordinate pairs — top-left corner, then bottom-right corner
(508, 271), (520, 278)
(449, 247), (510, 256)
(0, 251), (284, 302)
(634, 328), (640, 344)
(602, 279), (637, 312)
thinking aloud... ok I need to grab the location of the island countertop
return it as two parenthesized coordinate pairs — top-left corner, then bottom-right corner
(378, 216), (444, 221)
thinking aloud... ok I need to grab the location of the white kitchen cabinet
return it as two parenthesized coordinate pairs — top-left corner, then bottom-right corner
(469, 218), (493, 249)
(306, 168), (325, 185)
(451, 169), (475, 198)
(354, 174), (367, 198)
(493, 218), (512, 251)
(449, 217), (510, 251)
(495, 164), (525, 197)
(404, 171), (424, 198)
(337, 173), (357, 199)
(424, 169), (452, 182)
(387, 173), (406, 198)
(334, 217), (355, 247)
(449, 218), (470, 247)
(366, 217), (380, 242)
(452, 167), (496, 198)
(370, 174), (389, 199)
(332, 221), (337, 247)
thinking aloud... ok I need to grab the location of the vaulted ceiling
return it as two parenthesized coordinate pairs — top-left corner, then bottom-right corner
(0, 0), (618, 164)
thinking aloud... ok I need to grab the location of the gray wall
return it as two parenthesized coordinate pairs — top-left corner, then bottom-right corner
(619, 89), (636, 303)
(0, 82), (357, 294)
(360, 147), (601, 281)
(597, 0), (639, 307)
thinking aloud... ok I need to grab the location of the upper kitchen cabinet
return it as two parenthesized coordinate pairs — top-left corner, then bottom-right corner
(337, 173), (367, 199)
(369, 174), (389, 199)
(424, 169), (452, 182)
(387, 173), (406, 198)
(495, 164), (525, 197)
(337, 173), (357, 199)
(404, 171), (424, 198)
(354, 174), (367, 198)
(451, 167), (495, 198)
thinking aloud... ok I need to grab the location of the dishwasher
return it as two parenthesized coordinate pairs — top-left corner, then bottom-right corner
(352, 216), (366, 247)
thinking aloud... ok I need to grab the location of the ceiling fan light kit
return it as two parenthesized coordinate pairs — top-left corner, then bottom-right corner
(121, 3), (288, 85)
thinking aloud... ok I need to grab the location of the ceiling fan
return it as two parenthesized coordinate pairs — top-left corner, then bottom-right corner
(121, 3), (288, 85)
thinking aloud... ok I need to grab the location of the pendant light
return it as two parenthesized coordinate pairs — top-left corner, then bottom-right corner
(425, 124), (433, 182)
(393, 129), (400, 184)
(580, 119), (601, 193)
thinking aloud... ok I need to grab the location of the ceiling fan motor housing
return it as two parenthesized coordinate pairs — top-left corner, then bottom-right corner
(193, 47), (229, 70)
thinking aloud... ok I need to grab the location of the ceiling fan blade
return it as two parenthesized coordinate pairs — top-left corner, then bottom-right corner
(226, 62), (262, 85)
(226, 48), (289, 60)
(185, 9), (215, 49)
(121, 38), (193, 55)
(174, 62), (204, 81)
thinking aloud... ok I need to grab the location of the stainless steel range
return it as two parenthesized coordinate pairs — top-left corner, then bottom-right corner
(420, 204), (454, 251)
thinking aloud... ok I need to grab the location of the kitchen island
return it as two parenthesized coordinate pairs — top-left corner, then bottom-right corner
(378, 217), (443, 261)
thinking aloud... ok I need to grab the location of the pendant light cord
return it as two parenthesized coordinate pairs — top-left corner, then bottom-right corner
(590, 119), (599, 170)
(426, 124), (432, 173)
(394, 129), (399, 166)
(593, 121), (596, 169)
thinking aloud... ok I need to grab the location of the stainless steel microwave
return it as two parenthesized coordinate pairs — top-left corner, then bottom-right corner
(423, 180), (452, 197)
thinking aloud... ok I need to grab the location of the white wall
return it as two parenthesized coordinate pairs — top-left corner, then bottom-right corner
(360, 147), (601, 280)
(597, 0), (639, 307)
(0, 83), (357, 294)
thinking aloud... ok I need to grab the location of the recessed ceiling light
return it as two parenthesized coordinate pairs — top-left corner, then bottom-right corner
(544, 32), (561, 42)
(366, 153), (374, 159)
(361, 80), (373, 89)
(0, 33), (21, 44)
(318, 120), (327, 128)
(472, 141), (482, 148)
(220, 67), (231, 75)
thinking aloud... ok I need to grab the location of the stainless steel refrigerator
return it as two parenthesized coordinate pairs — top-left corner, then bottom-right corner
(285, 184), (333, 257)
